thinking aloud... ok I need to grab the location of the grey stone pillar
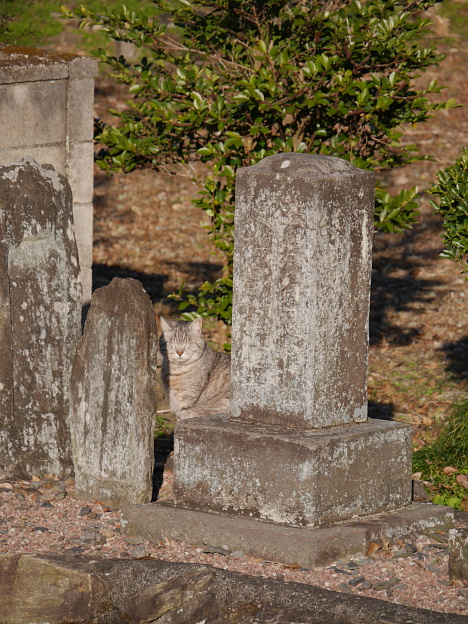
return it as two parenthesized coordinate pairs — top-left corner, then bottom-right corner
(449, 528), (468, 586)
(0, 157), (82, 478)
(0, 45), (97, 304)
(70, 278), (158, 507)
(231, 154), (374, 429)
(174, 154), (413, 527)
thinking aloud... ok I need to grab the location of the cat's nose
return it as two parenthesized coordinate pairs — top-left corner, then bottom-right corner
(177, 351), (184, 356)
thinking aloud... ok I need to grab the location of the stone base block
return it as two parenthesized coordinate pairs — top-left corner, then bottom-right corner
(449, 527), (468, 586)
(122, 502), (454, 570)
(174, 416), (413, 527)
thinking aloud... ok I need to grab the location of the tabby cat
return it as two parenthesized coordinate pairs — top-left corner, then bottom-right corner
(159, 317), (231, 420)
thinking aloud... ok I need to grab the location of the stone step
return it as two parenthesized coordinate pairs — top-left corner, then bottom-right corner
(122, 501), (455, 570)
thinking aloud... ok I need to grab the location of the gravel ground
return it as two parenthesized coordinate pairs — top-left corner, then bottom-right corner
(1, 474), (467, 617)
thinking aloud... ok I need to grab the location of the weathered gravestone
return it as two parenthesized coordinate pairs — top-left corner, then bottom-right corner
(174, 154), (413, 525)
(123, 154), (453, 566)
(449, 528), (468, 586)
(0, 157), (82, 479)
(70, 278), (158, 507)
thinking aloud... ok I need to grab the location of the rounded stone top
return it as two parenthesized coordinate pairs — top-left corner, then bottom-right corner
(241, 153), (372, 180)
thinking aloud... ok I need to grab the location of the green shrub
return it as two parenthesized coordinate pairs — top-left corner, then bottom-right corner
(430, 146), (468, 273)
(418, 144), (468, 510)
(0, 0), (62, 45)
(413, 397), (468, 510)
(414, 397), (468, 473)
(0, 1), (160, 51)
(66, 0), (457, 323)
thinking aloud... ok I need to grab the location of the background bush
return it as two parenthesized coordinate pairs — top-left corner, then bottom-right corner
(413, 397), (468, 510)
(0, 0), (61, 44)
(430, 146), (468, 274)
(0, 0), (160, 50)
(66, 0), (457, 326)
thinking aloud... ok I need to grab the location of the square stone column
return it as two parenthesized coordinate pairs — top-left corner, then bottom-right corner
(231, 154), (374, 429)
(0, 158), (82, 478)
(174, 154), (413, 527)
(0, 45), (97, 304)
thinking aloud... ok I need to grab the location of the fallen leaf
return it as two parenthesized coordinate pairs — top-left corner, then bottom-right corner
(367, 542), (381, 557)
(31, 475), (41, 482)
(412, 472), (423, 481)
(461, 499), (468, 512)
(451, 579), (465, 588)
(456, 474), (468, 489)
(443, 466), (458, 475)
(441, 483), (455, 490)
(284, 562), (303, 570)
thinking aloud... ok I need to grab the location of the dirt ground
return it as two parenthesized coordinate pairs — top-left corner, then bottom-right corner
(89, 13), (468, 452)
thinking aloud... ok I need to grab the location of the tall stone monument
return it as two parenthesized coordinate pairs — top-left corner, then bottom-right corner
(0, 157), (82, 478)
(123, 154), (453, 566)
(174, 154), (412, 525)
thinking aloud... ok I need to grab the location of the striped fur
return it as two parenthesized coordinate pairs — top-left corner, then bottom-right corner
(159, 317), (230, 420)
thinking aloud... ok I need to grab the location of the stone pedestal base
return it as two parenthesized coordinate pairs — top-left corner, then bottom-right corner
(174, 416), (413, 527)
(122, 502), (454, 570)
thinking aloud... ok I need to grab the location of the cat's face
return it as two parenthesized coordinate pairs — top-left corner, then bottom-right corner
(159, 317), (205, 364)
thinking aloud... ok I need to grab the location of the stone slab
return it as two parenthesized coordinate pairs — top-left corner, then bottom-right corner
(67, 141), (94, 204)
(80, 268), (93, 311)
(0, 81), (67, 149)
(0, 146), (66, 171)
(1, 553), (464, 624)
(0, 44), (98, 83)
(173, 415), (413, 526)
(70, 278), (158, 507)
(449, 527), (468, 586)
(0, 157), (82, 478)
(232, 153), (375, 430)
(0, 45), (97, 306)
(72, 202), (93, 272)
(122, 501), (454, 570)
(66, 78), (95, 142)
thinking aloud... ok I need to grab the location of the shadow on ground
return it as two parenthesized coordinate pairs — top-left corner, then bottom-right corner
(369, 268), (439, 346)
(370, 226), (443, 347)
(93, 263), (170, 303)
(440, 336), (468, 383)
(92, 261), (222, 308)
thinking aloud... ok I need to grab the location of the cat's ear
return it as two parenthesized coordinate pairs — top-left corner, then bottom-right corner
(160, 317), (173, 334)
(190, 317), (203, 334)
